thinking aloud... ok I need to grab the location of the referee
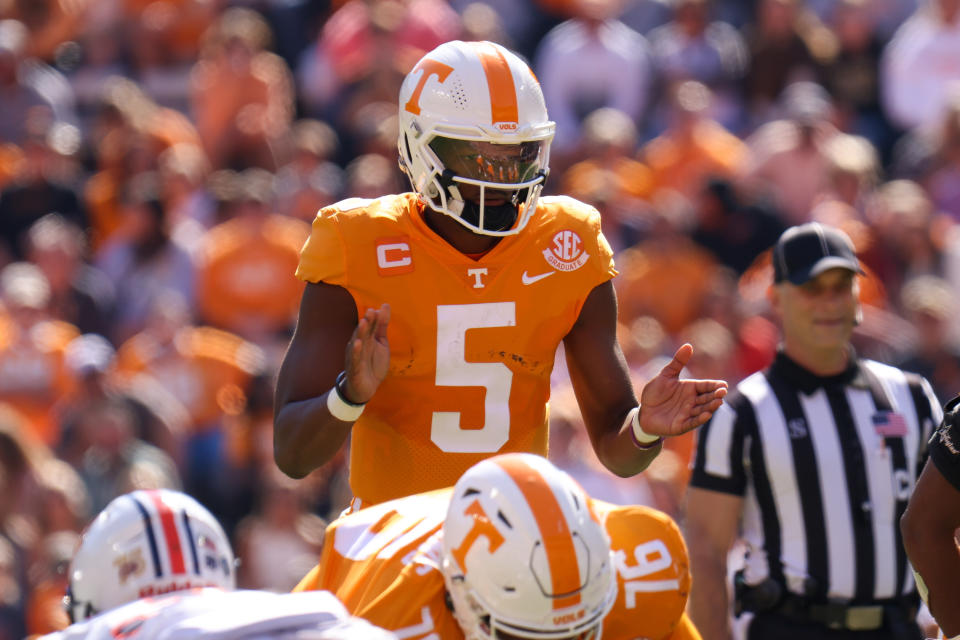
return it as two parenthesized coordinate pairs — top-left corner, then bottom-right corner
(684, 222), (942, 640)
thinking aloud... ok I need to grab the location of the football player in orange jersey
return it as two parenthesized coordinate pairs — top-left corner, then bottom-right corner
(295, 452), (701, 640)
(274, 39), (728, 508)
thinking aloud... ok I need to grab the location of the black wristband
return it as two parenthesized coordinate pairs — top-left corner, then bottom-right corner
(335, 371), (365, 407)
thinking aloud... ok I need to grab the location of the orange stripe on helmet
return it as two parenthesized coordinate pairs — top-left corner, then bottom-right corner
(494, 457), (582, 610)
(470, 42), (519, 125)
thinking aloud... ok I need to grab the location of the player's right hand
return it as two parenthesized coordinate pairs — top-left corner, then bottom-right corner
(342, 303), (391, 404)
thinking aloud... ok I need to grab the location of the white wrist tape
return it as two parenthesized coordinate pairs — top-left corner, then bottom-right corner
(625, 406), (662, 448)
(326, 372), (365, 422)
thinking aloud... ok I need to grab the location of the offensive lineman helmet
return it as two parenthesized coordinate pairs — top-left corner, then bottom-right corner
(398, 40), (555, 236)
(441, 453), (616, 640)
(66, 489), (236, 622)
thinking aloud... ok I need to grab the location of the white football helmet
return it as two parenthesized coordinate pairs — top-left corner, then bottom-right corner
(66, 489), (236, 622)
(398, 40), (555, 236)
(441, 453), (616, 640)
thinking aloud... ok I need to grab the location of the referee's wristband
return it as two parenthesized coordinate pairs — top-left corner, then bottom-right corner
(326, 372), (365, 422)
(625, 406), (663, 449)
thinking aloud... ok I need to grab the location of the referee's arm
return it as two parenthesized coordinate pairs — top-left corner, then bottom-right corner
(684, 401), (747, 640)
(685, 488), (742, 640)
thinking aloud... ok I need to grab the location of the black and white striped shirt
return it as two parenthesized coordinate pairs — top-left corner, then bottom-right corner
(690, 351), (942, 603)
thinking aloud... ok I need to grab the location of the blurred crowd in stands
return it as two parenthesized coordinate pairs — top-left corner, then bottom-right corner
(1, 0), (960, 636)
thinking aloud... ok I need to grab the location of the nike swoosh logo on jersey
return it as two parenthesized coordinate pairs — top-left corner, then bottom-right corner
(522, 270), (555, 285)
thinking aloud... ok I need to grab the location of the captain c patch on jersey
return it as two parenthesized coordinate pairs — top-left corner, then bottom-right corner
(376, 237), (414, 276)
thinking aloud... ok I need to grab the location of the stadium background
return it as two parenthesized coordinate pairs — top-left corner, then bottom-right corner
(0, 0), (958, 635)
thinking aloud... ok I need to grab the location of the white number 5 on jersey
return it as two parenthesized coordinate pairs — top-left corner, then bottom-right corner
(431, 303), (515, 453)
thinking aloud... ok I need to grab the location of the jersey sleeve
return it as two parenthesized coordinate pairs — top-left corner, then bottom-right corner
(688, 395), (750, 496)
(295, 206), (347, 285)
(591, 204), (617, 281)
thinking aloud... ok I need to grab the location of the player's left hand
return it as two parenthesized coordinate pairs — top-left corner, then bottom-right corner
(638, 343), (728, 436)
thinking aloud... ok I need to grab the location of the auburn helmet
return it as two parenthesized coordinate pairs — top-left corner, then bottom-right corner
(66, 489), (236, 622)
(398, 40), (555, 236)
(441, 453), (616, 640)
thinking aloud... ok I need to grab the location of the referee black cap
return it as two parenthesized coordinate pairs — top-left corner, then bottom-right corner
(773, 222), (864, 285)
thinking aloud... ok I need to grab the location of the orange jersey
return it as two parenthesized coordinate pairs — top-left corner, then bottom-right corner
(295, 490), (698, 640)
(113, 326), (265, 430)
(0, 314), (80, 445)
(296, 193), (617, 505)
(196, 214), (309, 338)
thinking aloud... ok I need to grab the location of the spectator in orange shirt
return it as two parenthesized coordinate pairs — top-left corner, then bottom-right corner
(194, 168), (310, 343)
(23, 460), (88, 636)
(560, 106), (655, 252)
(189, 7), (294, 170)
(640, 80), (749, 206)
(124, 0), (221, 113)
(83, 77), (201, 252)
(613, 203), (722, 338)
(341, 153), (406, 201)
(112, 293), (266, 438)
(24, 530), (76, 636)
(0, 262), (80, 446)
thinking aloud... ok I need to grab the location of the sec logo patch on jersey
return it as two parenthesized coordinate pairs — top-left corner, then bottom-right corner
(543, 230), (590, 272)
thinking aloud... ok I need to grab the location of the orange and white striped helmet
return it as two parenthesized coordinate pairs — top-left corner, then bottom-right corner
(441, 453), (615, 640)
(398, 40), (555, 236)
(66, 489), (236, 622)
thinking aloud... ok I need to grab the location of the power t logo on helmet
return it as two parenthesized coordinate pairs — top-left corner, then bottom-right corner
(441, 454), (616, 640)
(398, 40), (555, 236)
